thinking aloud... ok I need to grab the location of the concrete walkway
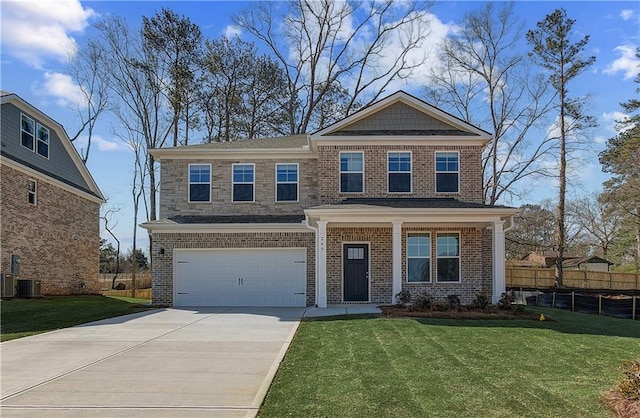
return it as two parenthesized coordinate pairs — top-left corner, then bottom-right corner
(0, 307), (304, 417)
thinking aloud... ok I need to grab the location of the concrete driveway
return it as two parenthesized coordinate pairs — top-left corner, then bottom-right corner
(0, 307), (304, 417)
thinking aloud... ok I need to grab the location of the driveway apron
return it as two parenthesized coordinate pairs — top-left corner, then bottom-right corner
(0, 307), (303, 417)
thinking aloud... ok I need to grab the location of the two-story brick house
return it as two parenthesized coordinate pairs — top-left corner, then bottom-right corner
(142, 91), (518, 307)
(1, 91), (105, 295)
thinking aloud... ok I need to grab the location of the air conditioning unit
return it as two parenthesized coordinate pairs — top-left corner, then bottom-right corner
(1, 273), (15, 298)
(15, 279), (42, 298)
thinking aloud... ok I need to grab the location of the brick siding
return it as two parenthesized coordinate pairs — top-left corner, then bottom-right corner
(1, 165), (101, 295)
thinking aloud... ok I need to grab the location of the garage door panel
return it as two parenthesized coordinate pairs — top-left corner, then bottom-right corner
(174, 249), (307, 307)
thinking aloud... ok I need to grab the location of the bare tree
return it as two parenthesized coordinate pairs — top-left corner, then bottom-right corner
(527, 8), (597, 286)
(567, 193), (623, 259)
(100, 207), (122, 289)
(425, 3), (556, 204)
(234, 0), (433, 133)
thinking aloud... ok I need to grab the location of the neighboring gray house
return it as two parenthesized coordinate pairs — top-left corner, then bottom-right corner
(1, 91), (105, 295)
(142, 91), (518, 307)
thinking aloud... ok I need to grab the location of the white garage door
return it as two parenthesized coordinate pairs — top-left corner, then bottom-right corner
(174, 248), (307, 307)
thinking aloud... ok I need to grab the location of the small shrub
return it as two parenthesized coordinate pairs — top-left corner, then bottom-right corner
(618, 360), (640, 400)
(431, 301), (451, 312)
(472, 292), (490, 309)
(395, 289), (412, 306)
(498, 292), (513, 310)
(446, 294), (461, 307)
(413, 293), (434, 311)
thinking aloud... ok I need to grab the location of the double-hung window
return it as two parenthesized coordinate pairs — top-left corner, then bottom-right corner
(21, 114), (35, 151)
(188, 164), (211, 202)
(436, 232), (460, 282)
(388, 152), (411, 193)
(435, 152), (459, 193)
(340, 152), (363, 193)
(407, 233), (430, 282)
(232, 163), (254, 202)
(36, 123), (50, 158)
(28, 179), (37, 205)
(276, 163), (298, 202)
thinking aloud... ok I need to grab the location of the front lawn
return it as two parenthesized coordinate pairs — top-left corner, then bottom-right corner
(261, 307), (640, 417)
(0, 295), (153, 342)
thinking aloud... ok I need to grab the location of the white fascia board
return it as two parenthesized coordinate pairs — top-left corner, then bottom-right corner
(313, 137), (489, 146)
(150, 148), (316, 161)
(139, 222), (311, 234)
(1, 157), (105, 204)
(304, 207), (520, 223)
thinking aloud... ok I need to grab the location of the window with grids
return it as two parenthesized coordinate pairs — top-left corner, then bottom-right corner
(36, 123), (50, 158)
(28, 179), (37, 205)
(340, 152), (364, 193)
(407, 233), (430, 282)
(436, 233), (460, 282)
(188, 164), (211, 202)
(21, 114), (35, 151)
(435, 152), (459, 193)
(276, 164), (298, 202)
(388, 152), (411, 193)
(233, 164), (254, 202)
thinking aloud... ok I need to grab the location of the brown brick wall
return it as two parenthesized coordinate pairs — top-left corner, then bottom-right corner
(317, 145), (483, 204)
(159, 158), (318, 218)
(151, 231), (315, 306)
(0, 164), (101, 295)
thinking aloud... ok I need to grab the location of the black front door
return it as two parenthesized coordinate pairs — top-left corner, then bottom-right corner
(343, 244), (369, 302)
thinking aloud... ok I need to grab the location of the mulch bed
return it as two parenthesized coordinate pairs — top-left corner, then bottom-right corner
(380, 305), (546, 321)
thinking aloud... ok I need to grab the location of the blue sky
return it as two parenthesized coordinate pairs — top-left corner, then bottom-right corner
(1, 1), (638, 252)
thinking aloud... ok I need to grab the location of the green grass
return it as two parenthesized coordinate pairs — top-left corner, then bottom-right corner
(260, 307), (640, 418)
(0, 295), (153, 342)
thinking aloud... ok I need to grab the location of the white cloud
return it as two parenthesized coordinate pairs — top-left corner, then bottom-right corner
(1, 0), (95, 68)
(620, 9), (635, 21)
(603, 44), (640, 80)
(74, 134), (129, 153)
(42, 72), (85, 107)
(223, 25), (242, 38)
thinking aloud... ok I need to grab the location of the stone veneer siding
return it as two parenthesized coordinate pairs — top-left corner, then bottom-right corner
(1, 164), (101, 295)
(326, 225), (491, 305)
(159, 158), (318, 218)
(151, 231), (315, 306)
(317, 145), (484, 204)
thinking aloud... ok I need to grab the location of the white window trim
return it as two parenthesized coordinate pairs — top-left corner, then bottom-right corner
(435, 151), (460, 194)
(405, 232), (431, 283)
(387, 151), (412, 194)
(435, 231), (461, 283)
(232, 163), (255, 203)
(20, 113), (35, 152)
(188, 163), (212, 203)
(36, 123), (50, 160)
(28, 178), (37, 206)
(275, 163), (299, 203)
(339, 151), (365, 194)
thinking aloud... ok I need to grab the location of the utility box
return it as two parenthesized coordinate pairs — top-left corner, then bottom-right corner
(15, 279), (42, 298)
(1, 273), (15, 298)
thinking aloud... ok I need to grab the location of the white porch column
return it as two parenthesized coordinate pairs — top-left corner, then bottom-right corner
(392, 220), (403, 304)
(317, 220), (328, 308)
(492, 220), (506, 304)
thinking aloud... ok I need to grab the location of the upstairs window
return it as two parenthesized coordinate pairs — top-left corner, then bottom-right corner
(276, 163), (298, 202)
(436, 233), (460, 282)
(36, 123), (50, 158)
(436, 152), (459, 193)
(188, 164), (211, 202)
(388, 152), (412, 193)
(21, 114), (35, 151)
(407, 233), (430, 282)
(340, 152), (363, 193)
(233, 163), (254, 202)
(28, 179), (37, 205)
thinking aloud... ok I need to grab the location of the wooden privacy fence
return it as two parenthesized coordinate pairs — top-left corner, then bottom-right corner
(99, 273), (152, 290)
(506, 267), (639, 291)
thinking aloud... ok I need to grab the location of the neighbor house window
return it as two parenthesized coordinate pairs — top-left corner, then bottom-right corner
(340, 152), (363, 193)
(407, 233), (430, 282)
(232, 163), (254, 202)
(435, 152), (459, 193)
(276, 163), (298, 202)
(188, 164), (211, 202)
(436, 232), (460, 282)
(28, 179), (37, 205)
(36, 123), (50, 158)
(388, 152), (412, 193)
(21, 114), (35, 151)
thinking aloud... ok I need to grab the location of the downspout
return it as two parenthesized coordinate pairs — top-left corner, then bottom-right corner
(503, 215), (515, 233)
(304, 214), (319, 307)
